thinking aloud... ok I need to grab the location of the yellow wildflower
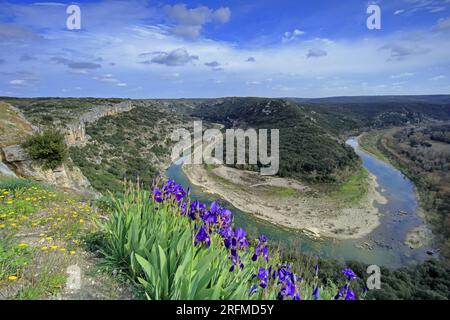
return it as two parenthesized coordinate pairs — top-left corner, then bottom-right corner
(18, 243), (28, 248)
(8, 276), (18, 281)
(41, 246), (48, 251)
(69, 250), (76, 255)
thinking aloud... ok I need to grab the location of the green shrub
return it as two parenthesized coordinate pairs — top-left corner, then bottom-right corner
(22, 129), (68, 170)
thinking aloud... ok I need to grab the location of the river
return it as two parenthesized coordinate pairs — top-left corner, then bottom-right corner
(166, 137), (432, 268)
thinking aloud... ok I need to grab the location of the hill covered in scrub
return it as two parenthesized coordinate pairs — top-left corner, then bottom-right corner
(189, 98), (360, 182)
(69, 101), (195, 194)
(289, 95), (450, 130)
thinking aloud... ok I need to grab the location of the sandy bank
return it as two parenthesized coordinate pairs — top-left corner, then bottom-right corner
(183, 163), (387, 240)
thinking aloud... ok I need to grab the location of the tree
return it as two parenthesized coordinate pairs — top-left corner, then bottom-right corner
(22, 129), (68, 170)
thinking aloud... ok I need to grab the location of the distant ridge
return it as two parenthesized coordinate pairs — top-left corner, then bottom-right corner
(288, 95), (450, 105)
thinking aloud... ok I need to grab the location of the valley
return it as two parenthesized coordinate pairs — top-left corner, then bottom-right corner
(1, 95), (449, 299)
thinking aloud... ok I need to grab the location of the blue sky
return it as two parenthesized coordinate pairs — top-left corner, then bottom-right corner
(1, 0), (450, 98)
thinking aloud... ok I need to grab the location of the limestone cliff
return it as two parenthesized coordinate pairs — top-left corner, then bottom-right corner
(64, 101), (134, 146)
(0, 101), (112, 197)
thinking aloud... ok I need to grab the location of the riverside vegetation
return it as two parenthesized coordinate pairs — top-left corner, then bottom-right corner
(1, 96), (450, 300)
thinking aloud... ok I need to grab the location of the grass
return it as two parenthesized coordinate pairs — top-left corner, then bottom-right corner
(0, 177), (44, 191)
(332, 167), (369, 204)
(14, 256), (67, 300)
(259, 186), (298, 198)
(359, 132), (391, 163)
(0, 178), (99, 299)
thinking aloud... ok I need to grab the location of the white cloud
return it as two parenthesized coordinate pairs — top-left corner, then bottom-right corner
(93, 74), (127, 87)
(390, 72), (415, 78)
(9, 79), (27, 86)
(429, 75), (446, 80)
(140, 48), (199, 66)
(164, 4), (231, 39)
(282, 29), (305, 43)
(433, 17), (450, 31)
(1, 1), (450, 97)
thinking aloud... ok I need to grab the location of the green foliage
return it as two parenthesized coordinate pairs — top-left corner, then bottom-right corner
(5, 97), (126, 127)
(366, 260), (450, 300)
(332, 167), (369, 204)
(96, 185), (259, 300)
(94, 184), (343, 300)
(0, 237), (34, 281)
(14, 267), (66, 300)
(190, 98), (360, 182)
(0, 177), (42, 191)
(69, 105), (176, 193)
(22, 129), (68, 170)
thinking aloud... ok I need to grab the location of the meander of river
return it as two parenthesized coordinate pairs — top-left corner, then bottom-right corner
(166, 137), (432, 268)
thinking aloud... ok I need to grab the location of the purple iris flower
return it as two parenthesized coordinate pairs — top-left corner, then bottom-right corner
(335, 284), (356, 300)
(249, 285), (258, 296)
(152, 187), (163, 203)
(345, 288), (356, 300)
(342, 268), (358, 281)
(313, 286), (320, 300)
(189, 201), (206, 220)
(195, 225), (210, 248)
(234, 228), (249, 248)
(252, 235), (269, 262)
(180, 202), (188, 215)
(258, 267), (269, 288)
(218, 208), (232, 226)
(173, 185), (186, 202)
(203, 210), (218, 224)
(210, 201), (219, 213)
(219, 226), (233, 239)
(234, 228), (247, 239)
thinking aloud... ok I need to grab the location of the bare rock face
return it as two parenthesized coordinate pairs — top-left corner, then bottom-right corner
(65, 122), (86, 146)
(3, 144), (29, 162)
(0, 161), (17, 177)
(1, 144), (99, 197)
(64, 101), (133, 146)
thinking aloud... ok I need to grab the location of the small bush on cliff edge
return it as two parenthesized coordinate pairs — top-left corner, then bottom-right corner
(22, 129), (68, 170)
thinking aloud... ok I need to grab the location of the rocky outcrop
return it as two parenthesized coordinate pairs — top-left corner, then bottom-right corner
(0, 161), (17, 177)
(1, 144), (99, 197)
(64, 101), (134, 146)
(65, 122), (86, 146)
(3, 145), (28, 162)
(0, 100), (133, 196)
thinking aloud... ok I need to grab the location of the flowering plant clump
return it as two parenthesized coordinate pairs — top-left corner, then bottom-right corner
(334, 268), (359, 300)
(143, 178), (362, 300)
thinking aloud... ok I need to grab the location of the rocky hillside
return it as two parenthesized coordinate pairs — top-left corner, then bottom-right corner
(69, 100), (195, 193)
(0, 99), (137, 197)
